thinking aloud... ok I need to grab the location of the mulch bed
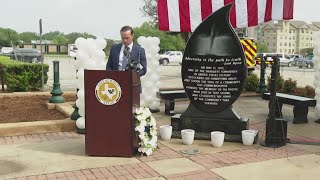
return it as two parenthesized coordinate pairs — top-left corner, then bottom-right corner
(0, 94), (76, 123)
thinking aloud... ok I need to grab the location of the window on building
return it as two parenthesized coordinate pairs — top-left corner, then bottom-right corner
(307, 30), (309, 33)
(306, 37), (309, 40)
(302, 36), (304, 40)
(302, 29), (304, 33)
(289, 43), (291, 46)
(280, 42), (282, 46)
(273, 36), (276, 39)
(267, 42), (269, 46)
(284, 43), (287, 46)
(293, 36), (295, 40)
(292, 49), (294, 52)
(274, 30), (276, 33)
(285, 36), (287, 39)
(268, 30), (270, 33)
(311, 37), (313, 40)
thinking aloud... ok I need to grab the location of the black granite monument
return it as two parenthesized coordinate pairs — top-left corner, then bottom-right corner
(171, 4), (255, 142)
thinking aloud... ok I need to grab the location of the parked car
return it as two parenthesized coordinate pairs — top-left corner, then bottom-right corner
(2, 48), (41, 63)
(255, 53), (293, 67)
(297, 55), (314, 68)
(159, 51), (183, 65)
(289, 54), (304, 66)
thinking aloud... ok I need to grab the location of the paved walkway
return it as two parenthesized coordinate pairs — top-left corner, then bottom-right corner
(0, 95), (320, 180)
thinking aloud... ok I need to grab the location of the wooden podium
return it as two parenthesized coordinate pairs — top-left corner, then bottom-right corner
(84, 70), (140, 157)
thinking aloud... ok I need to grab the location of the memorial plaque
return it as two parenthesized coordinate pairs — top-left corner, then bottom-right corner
(172, 4), (252, 140)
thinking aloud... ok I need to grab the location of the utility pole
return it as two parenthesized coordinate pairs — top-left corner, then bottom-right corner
(39, 19), (44, 91)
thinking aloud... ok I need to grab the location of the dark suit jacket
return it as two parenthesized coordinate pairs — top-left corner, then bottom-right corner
(106, 43), (147, 77)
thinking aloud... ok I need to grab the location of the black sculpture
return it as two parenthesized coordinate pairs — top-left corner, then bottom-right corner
(172, 4), (254, 141)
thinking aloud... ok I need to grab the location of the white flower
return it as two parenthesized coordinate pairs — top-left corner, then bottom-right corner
(134, 106), (158, 156)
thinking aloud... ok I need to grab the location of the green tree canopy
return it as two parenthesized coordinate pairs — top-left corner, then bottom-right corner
(42, 31), (64, 40)
(19, 32), (39, 43)
(53, 35), (68, 46)
(0, 28), (20, 47)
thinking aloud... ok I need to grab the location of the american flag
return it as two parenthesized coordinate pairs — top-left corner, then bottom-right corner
(158, 0), (294, 32)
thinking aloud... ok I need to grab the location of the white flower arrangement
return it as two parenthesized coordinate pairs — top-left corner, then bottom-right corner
(134, 106), (157, 156)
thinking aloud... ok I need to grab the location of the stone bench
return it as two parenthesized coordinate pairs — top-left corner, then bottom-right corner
(157, 90), (187, 115)
(262, 92), (316, 124)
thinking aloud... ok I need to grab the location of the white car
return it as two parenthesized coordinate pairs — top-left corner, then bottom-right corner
(159, 51), (183, 65)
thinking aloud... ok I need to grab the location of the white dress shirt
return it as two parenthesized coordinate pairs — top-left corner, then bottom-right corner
(118, 42), (133, 70)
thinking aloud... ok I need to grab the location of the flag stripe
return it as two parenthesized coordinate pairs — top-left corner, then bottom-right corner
(264, 0), (272, 22)
(283, 0), (294, 19)
(258, 0), (267, 24)
(201, 0), (213, 20)
(190, 0), (202, 31)
(212, 0), (224, 11)
(167, 0), (180, 31)
(247, 0), (258, 27)
(158, 0), (169, 31)
(179, 0), (191, 32)
(235, 0), (248, 28)
(272, 0), (284, 20)
(224, 0), (236, 27)
(158, 0), (294, 32)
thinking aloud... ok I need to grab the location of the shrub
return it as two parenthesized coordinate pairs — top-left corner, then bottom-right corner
(283, 78), (297, 94)
(0, 57), (49, 91)
(244, 73), (259, 92)
(267, 74), (284, 92)
(304, 85), (315, 98)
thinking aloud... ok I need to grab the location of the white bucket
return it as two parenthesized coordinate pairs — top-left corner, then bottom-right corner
(181, 129), (195, 145)
(211, 131), (225, 147)
(242, 130), (255, 146)
(159, 125), (172, 141)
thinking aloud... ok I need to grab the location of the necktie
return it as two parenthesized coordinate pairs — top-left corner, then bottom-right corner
(122, 46), (130, 70)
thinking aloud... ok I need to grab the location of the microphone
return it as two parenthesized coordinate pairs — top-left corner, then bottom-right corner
(123, 46), (130, 57)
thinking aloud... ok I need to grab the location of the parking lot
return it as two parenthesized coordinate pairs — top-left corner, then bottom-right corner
(44, 56), (316, 91)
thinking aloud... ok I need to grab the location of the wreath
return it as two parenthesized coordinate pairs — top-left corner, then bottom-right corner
(134, 106), (157, 156)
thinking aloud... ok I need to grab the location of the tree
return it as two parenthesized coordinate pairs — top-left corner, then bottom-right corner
(300, 48), (313, 56)
(65, 32), (96, 44)
(42, 31), (64, 40)
(257, 41), (269, 53)
(53, 35), (68, 46)
(0, 28), (20, 47)
(133, 22), (185, 52)
(140, 0), (158, 24)
(19, 32), (39, 43)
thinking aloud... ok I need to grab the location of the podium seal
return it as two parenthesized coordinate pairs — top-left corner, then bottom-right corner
(95, 78), (122, 105)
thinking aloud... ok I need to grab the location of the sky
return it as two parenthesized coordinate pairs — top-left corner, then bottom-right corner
(0, 0), (319, 40)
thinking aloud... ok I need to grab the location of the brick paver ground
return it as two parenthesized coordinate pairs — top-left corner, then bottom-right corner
(1, 130), (314, 180)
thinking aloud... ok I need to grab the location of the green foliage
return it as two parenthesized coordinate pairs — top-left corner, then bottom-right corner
(257, 41), (269, 53)
(42, 31), (64, 40)
(53, 35), (68, 46)
(0, 27), (20, 47)
(133, 22), (185, 51)
(19, 32), (39, 43)
(244, 73), (259, 92)
(300, 48), (313, 56)
(0, 57), (48, 91)
(283, 78), (297, 94)
(267, 75), (285, 92)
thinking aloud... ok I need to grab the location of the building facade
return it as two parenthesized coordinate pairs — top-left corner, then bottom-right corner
(255, 20), (320, 54)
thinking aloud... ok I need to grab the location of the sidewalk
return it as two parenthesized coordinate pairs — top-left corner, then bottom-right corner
(1, 96), (320, 180)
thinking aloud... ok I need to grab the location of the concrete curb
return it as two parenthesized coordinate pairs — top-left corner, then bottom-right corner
(0, 119), (76, 137)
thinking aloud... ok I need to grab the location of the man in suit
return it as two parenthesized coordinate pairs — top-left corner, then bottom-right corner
(106, 26), (147, 77)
